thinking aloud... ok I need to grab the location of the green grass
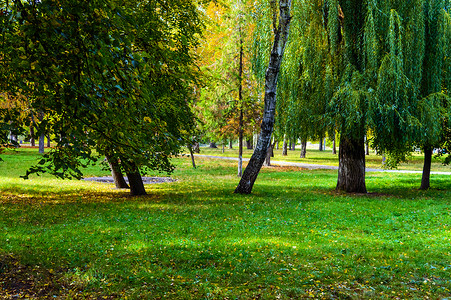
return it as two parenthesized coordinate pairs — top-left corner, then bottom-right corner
(1, 148), (451, 299)
(196, 144), (451, 172)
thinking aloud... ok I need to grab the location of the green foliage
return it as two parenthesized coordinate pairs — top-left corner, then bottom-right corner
(0, 0), (201, 179)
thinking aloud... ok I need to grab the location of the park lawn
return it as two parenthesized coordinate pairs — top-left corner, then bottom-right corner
(196, 145), (451, 172)
(1, 148), (451, 299)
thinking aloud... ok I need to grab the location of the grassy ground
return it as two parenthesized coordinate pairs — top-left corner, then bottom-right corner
(1, 148), (451, 299)
(196, 144), (451, 172)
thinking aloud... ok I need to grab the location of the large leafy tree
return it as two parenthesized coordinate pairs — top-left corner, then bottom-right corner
(0, 0), (202, 195)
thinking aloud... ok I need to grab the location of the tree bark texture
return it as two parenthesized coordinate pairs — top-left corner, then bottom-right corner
(229, 140), (233, 149)
(106, 154), (129, 189)
(235, 0), (291, 194)
(336, 136), (367, 193)
(420, 147), (432, 190)
(319, 138), (323, 151)
(291, 141), (295, 151)
(300, 140), (307, 158)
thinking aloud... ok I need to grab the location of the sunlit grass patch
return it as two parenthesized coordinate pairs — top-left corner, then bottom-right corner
(1, 148), (451, 298)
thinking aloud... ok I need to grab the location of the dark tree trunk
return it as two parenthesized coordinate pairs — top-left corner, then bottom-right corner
(288, 141), (292, 150)
(106, 154), (129, 189)
(264, 142), (276, 166)
(365, 135), (369, 155)
(238, 25), (244, 177)
(291, 141), (296, 151)
(336, 136), (367, 193)
(38, 112), (44, 153)
(282, 137), (288, 156)
(29, 112), (36, 147)
(319, 138), (323, 151)
(229, 140), (233, 149)
(188, 145), (196, 169)
(209, 142), (217, 148)
(222, 143), (225, 153)
(235, 0), (291, 194)
(126, 172), (146, 196)
(47, 135), (51, 148)
(275, 140), (279, 150)
(333, 135), (337, 155)
(300, 140), (307, 158)
(420, 147), (433, 190)
(246, 139), (253, 149)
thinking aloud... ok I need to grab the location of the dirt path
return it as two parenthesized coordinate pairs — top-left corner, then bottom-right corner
(194, 154), (451, 175)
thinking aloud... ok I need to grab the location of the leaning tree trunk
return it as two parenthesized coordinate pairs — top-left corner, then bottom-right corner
(106, 154), (129, 189)
(336, 136), (367, 193)
(420, 146), (433, 190)
(125, 164), (147, 196)
(235, 0), (291, 194)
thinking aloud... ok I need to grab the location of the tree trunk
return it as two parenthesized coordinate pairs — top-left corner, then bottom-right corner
(336, 136), (367, 193)
(300, 140), (307, 158)
(193, 142), (200, 153)
(291, 140), (295, 151)
(333, 135), (337, 155)
(106, 154), (129, 189)
(188, 145), (196, 169)
(209, 142), (217, 148)
(229, 140), (233, 149)
(126, 171), (147, 196)
(365, 135), (369, 155)
(264, 142), (275, 166)
(222, 143), (225, 153)
(420, 147), (432, 190)
(282, 136), (288, 156)
(237, 24), (244, 177)
(235, 0), (291, 194)
(38, 112), (44, 153)
(319, 138), (323, 151)
(246, 139), (253, 149)
(275, 140), (279, 150)
(47, 135), (51, 148)
(30, 127), (35, 147)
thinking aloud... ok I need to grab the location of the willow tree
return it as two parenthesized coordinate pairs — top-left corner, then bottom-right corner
(368, 0), (451, 190)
